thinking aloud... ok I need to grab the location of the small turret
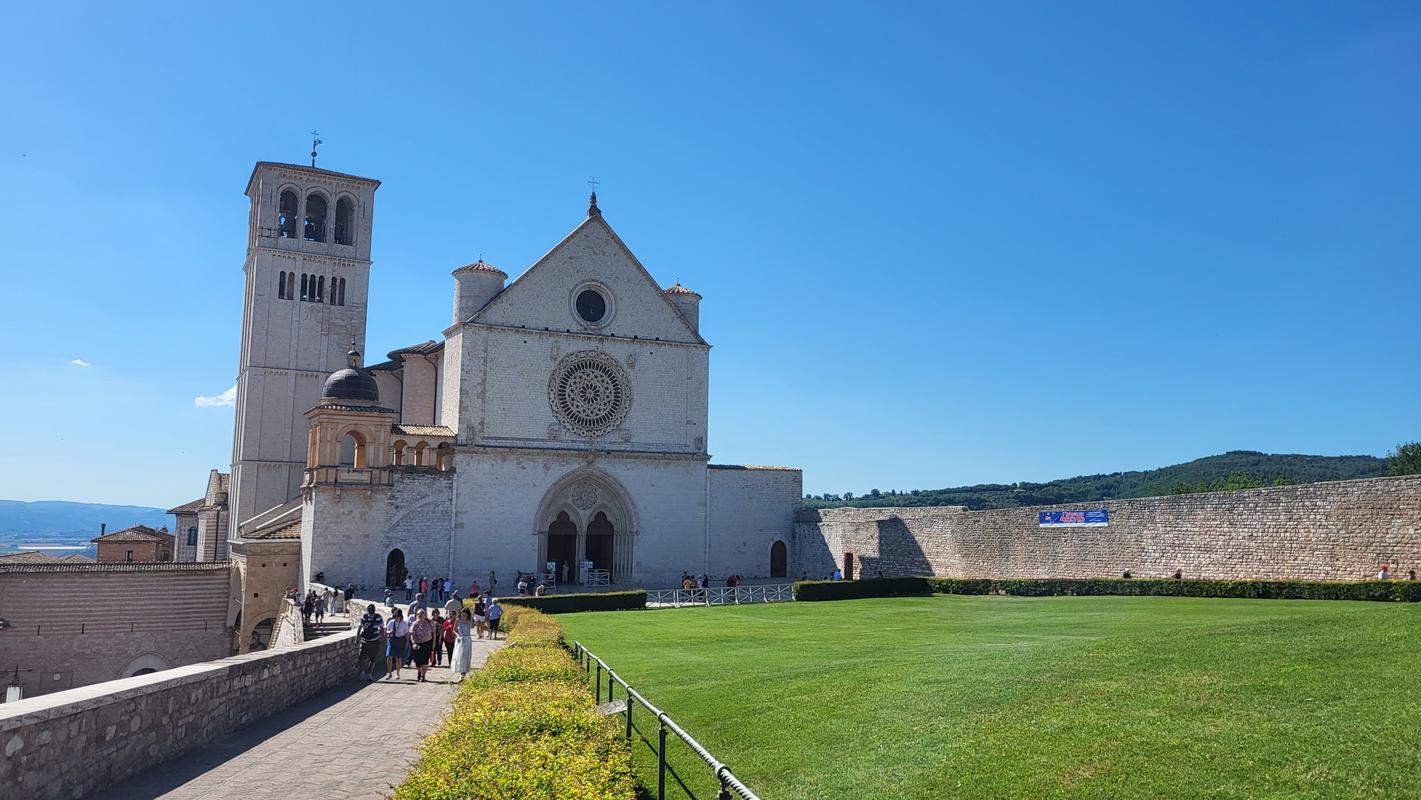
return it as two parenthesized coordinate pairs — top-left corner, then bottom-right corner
(451, 260), (508, 324)
(664, 283), (702, 332)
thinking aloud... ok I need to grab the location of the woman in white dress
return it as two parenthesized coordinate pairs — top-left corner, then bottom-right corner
(450, 608), (474, 680)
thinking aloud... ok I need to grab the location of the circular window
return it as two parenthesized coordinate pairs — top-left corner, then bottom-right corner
(549, 351), (632, 437)
(576, 289), (607, 323)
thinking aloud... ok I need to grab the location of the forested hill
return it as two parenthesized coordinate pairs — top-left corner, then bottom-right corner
(804, 451), (1388, 511)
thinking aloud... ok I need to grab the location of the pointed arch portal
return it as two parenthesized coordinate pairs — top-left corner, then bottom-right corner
(535, 469), (638, 584)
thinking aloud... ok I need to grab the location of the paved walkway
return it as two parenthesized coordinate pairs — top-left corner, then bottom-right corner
(93, 634), (504, 800)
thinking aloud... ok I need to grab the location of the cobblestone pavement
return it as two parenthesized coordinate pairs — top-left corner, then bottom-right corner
(92, 635), (505, 800)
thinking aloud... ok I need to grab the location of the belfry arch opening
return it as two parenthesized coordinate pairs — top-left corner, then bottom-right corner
(339, 431), (367, 468)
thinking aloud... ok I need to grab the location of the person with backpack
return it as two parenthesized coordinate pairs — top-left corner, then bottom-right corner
(357, 604), (384, 680)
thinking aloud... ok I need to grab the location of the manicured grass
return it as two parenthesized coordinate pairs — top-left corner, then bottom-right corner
(560, 595), (1421, 799)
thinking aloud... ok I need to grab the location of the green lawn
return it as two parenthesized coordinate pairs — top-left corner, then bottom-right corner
(559, 596), (1421, 800)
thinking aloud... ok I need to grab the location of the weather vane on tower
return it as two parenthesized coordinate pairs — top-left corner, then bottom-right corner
(310, 131), (323, 167)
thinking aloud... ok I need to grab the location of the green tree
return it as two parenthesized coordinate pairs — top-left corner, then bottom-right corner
(1387, 441), (1421, 476)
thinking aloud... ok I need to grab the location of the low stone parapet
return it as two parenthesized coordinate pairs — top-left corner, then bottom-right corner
(0, 627), (357, 800)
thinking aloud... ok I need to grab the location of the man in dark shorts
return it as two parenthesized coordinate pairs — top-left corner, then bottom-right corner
(356, 604), (384, 680)
(486, 598), (504, 639)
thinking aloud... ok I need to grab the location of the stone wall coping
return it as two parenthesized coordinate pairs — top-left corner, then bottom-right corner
(800, 474), (1421, 522)
(0, 560), (233, 574)
(0, 630), (357, 730)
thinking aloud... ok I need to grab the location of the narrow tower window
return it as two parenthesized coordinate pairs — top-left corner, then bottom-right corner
(334, 197), (354, 245)
(300, 273), (309, 301)
(304, 193), (328, 242)
(338, 277), (346, 306)
(317, 276), (325, 302)
(277, 271), (287, 299)
(278, 190), (298, 238)
(287, 272), (296, 299)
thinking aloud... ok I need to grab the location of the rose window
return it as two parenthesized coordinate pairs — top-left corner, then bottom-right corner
(549, 351), (632, 436)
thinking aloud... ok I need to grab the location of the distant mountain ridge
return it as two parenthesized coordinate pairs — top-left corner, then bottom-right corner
(0, 500), (171, 536)
(803, 451), (1389, 511)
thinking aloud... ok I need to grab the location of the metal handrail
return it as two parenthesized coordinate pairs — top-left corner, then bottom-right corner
(573, 640), (761, 800)
(646, 583), (795, 608)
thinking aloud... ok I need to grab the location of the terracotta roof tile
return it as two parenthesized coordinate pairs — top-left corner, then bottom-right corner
(664, 282), (701, 298)
(92, 525), (171, 543)
(167, 498), (205, 514)
(392, 424), (455, 438)
(246, 521), (302, 540)
(452, 260), (508, 277)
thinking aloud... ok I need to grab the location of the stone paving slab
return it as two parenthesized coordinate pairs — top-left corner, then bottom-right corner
(91, 635), (504, 800)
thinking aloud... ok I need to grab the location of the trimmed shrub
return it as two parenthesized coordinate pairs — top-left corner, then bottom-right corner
(468, 645), (586, 690)
(396, 681), (635, 800)
(925, 577), (1421, 602)
(504, 608), (565, 648)
(793, 577), (933, 601)
(499, 590), (647, 614)
(794, 577), (1421, 603)
(395, 609), (636, 800)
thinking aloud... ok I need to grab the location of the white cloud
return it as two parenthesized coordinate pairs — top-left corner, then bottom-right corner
(70, 358), (92, 367)
(194, 385), (237, 408)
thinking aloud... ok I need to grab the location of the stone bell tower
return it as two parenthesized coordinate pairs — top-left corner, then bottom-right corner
(228, 162), (380, 542)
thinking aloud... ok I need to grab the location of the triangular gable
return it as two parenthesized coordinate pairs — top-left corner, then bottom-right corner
(469, 214), (706, 345)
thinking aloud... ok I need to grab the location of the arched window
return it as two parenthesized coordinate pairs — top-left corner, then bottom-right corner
(334, 197), (354, 245)
(278, 190), (298, 238)
(317, 275), (325, 302)
(287, 272), (296, 299)
(413, 441), (428, 467)
(338, 277), (346, 306)
(304, 193), (328, 242)
(340, 431), (366, 468)
(277, 271), (287, 299)
(300, 273), (309, 301)
(392, 440), (406, 466)
(436, 443), (453, 471)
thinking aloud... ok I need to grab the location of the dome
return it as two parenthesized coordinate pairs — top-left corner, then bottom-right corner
(452, 259), (507, 277)
(321, 350), (380, 404)
(664, 282), (701, 299)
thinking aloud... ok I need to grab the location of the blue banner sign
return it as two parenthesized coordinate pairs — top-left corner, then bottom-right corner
(1038, 509), (1109, 528)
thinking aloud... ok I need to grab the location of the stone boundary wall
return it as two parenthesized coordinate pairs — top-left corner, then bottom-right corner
(0, 629), (358, 800)
(795, 476), (1421, 582)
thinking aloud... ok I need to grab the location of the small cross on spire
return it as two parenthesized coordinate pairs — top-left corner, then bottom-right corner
(310, 131), (323, 167)
(587, 176), (601, 217)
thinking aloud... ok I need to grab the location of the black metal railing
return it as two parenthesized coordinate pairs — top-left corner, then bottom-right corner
(572, 641), (760, 800)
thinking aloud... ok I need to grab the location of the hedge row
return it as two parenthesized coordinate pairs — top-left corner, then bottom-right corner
(498, 589), (647, 614)
(794, 576), (1421, 603)
(395, 609), (636, 800)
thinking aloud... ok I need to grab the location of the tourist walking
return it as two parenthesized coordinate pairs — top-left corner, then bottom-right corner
(443, 577), (452, 602)
(420, 576), (429, 598)
(442, 611), (457, 667)
(409, 609), (436, 682)
(322, 585), (335, 617)
(444, 591), (462, 616)
(384, 587), (395, 609)
(314, 590), (326, 623)
(472, 596), (488, 639)
(449, 608), (473, 681)
(429, 610), (444, 666)
(403, 575), (413, 603)
(470, 579), (480, 598)
(487, 598), (504, 640)
(561, 561), (570, 584)
(357, 604), (384, 680)
(384, 608), (409, 680)
(301, 590), (316, 623)
(489, 570), (497, 596)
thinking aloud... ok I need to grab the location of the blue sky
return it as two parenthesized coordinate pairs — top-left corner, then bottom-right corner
(1, 2), (1416, 507)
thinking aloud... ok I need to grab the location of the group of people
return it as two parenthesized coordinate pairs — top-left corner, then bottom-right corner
(295, 584), (356, 624)
(356, 595), (506, 683)
(402, 575), (459, 603)
(514, 573), (549, 597)
(1376, 565), (1417, 581)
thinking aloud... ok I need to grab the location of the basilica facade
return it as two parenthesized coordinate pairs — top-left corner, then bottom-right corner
(221, 161), (800, 599)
